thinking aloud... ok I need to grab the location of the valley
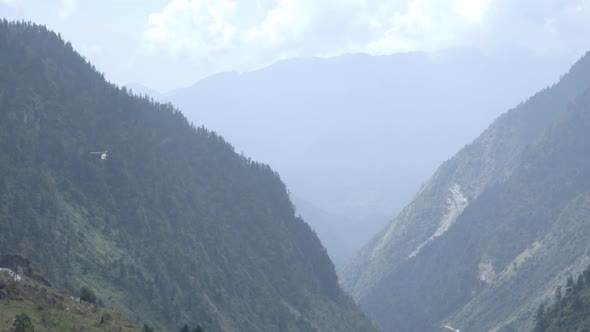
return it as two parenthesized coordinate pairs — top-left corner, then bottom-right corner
(1, 1), (590, 331)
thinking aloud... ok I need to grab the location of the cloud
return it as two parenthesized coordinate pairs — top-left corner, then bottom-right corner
(143, 0), (490, 71)
(57, 0), (78, 20)
(144, 0), (238, 59)
(141, 0), (590, 84)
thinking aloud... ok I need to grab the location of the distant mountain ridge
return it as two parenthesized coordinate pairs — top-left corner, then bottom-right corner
(0, 21), (377, 332)
(151, 49), (570, 265)
(291, 196), (386, 267)
(341, 52), (590, 331)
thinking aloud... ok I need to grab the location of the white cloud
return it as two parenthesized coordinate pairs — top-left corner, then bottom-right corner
(143, 0), (492, 74)
(57, 0), (78, 20)
(139, 0), (590, 88)
(144, 0), (238, 58)
(453, 0), (491, 22)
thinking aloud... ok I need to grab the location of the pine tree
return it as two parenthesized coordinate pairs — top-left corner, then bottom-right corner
(565, 275), (575, 298)
(79, 285), (97, 304)
(533, 304), (547, 332)
(554, 285), (562, 303)
(575, 274), (584, 292)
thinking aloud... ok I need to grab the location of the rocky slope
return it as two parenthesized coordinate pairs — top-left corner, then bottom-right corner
(342, 52), (590, 331)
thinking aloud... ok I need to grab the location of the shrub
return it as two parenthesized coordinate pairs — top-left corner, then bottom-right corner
(12, 313), (34, 332)
(79, 285), (97, 304)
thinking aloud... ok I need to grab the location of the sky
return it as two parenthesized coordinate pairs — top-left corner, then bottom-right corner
(1, 0), (589, 91)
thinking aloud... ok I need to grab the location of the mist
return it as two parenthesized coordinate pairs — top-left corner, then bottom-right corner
(3, 1), (590, 331)
(133, 48), (569, 265)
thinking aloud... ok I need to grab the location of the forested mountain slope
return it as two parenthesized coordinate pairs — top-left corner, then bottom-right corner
(342, 52), (590, 331)
(0, 21), (377, 332)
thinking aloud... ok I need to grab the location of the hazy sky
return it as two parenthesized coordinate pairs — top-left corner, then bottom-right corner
(1, 0), (589, 91)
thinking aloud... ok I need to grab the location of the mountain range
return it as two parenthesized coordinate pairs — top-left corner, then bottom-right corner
(129, 49), (569, 266)
(4, 17), (590, 332)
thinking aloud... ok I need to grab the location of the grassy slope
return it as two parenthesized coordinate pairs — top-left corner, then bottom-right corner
(0, 272), (143, 332)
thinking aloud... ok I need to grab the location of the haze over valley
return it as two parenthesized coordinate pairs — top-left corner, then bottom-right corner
(2, 1), (590, 331)
(132, 49), (569, 265)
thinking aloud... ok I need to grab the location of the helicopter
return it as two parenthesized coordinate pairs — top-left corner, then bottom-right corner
(89, 150), (108, 160)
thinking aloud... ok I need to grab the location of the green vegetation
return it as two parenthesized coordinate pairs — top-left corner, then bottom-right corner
(79, 285), (97, 304)
(12, 314), (34, 332)
(532, 266), (590, 331)
(0, 272), (142, 332)
(0, 20), (377, 331)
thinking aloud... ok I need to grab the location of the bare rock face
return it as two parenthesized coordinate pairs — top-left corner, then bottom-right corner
(0, 268), (22, 282)
(478, 257), (496, 285)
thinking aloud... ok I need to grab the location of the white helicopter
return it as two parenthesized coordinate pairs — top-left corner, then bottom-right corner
(90, 150), (108, 160)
